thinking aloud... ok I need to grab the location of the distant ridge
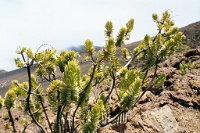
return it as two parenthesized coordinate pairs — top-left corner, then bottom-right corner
(179, 21), (200, 48)
(66, 45), (102, 53)
(0, 69), (7, 75)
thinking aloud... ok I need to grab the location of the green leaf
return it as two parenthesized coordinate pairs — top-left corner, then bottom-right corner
(47, 80), (63, 112)
(111, 57), (120, 71)
(71, 87), (79, 101)
(84, 39), (95, 56)
(152, 13), (158, 22)
(31, 74), (38, 89)
(125, 18), (134, 40)
(14, 58), (24, 68)
(156, 34), (163, 46)
(121, 48), (130, 60)
(35, 52), (43, 61)
(119, 77), (142, 110)
(63, 60), (80, 86)
(22, 118), (28, 126)
(47, 92), (58, 113)
(4, 89), (17, 109)
(105, 21), (113, 37)
(48, 79), (63, 93)
(0, 96), (4, 109)
(168, 27), (178, 35)
(126, 18), (134, 33)
(103, 37), (116, 61)
(118, 66), (128, 78)
(61, 85), (72, 107)
(61, 61), (80, 106)
(106, 37), (116, 55)
(82, 99), (104, 133)
(27, 48), (34, 59)
(34, 86), (44, 102)
(14, 81), (28, 97)
(115, 27), (126, 47)
(35, 65), (45, 78)
(21, 47), (27, 52)
(4, 123), (11, 130)
(154, 74), (166, 87)
(79, 81), (92, 106)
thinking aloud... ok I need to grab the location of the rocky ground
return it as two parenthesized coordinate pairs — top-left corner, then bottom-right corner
(98, 21), (200, 133)
(1, 48), (199, 133)
(99, 48), (200, 133)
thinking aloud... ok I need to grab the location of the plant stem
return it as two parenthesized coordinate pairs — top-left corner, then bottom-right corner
(26, 65), (46, 133)
(71, 103), (80, 133)
(131, 30), (161, 109)
(22, 125), (28, 133)
(64, 112), (70, 133)
(71, 63), (97, 133)
(105, 71), (115, 104)
(40, 98), (53, 133)
(124, 49), (146, 68)
(8, 109), (16, 133)
(132, 56), (159, 109)
(100, 111), (123, 127)
(56, 90), (62, 133)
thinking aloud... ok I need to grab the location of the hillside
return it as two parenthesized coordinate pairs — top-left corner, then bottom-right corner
(0, 70), (7, 75)
(99, 21), (200, 132)
(99, 22), (200, 133)
(0, 21), (199, 132)
(179, 21), (200, 48)
(100, 47), (200, 133)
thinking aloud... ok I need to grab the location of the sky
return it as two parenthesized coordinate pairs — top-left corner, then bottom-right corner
(0, 0), (199, 71)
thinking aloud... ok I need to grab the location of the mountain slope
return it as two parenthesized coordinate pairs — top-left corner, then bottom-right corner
(99, 21), (200, 133)
(100, 47), (200, 133)
(179, 21), (200, 48)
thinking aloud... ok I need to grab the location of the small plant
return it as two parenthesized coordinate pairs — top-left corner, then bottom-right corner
(4, 123), (12, 130)
(0, 95), (3, 109)
(179, 61), (196, 75)
(179, 43), (191, 51)
(3, 112), (10, 120)
(0, 11), (185, 133)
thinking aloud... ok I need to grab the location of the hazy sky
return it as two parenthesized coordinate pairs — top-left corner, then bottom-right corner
(0, 0), (199, 71)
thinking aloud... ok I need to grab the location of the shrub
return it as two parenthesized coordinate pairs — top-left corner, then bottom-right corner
(0, 11), (185, 133)
(180, 61), (196, 75)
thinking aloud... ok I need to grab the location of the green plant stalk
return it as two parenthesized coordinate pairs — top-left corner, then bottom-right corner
(56, 90), (62, 133)
(39, 96), (53, 133)
(60, 105), (67, 133)
(124, 49), (146, 68)
(100, 111), (123, 127)
(104, 71), (115, 104)
(132, 56), (159, 111)
(64, 111), (70, 133)
(130, 27), (162, 108)
(22, 123), (29, 133)
(71, 63), (97, 133)
(8, 109), (16, 133)
(26, 65), (46, 133)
